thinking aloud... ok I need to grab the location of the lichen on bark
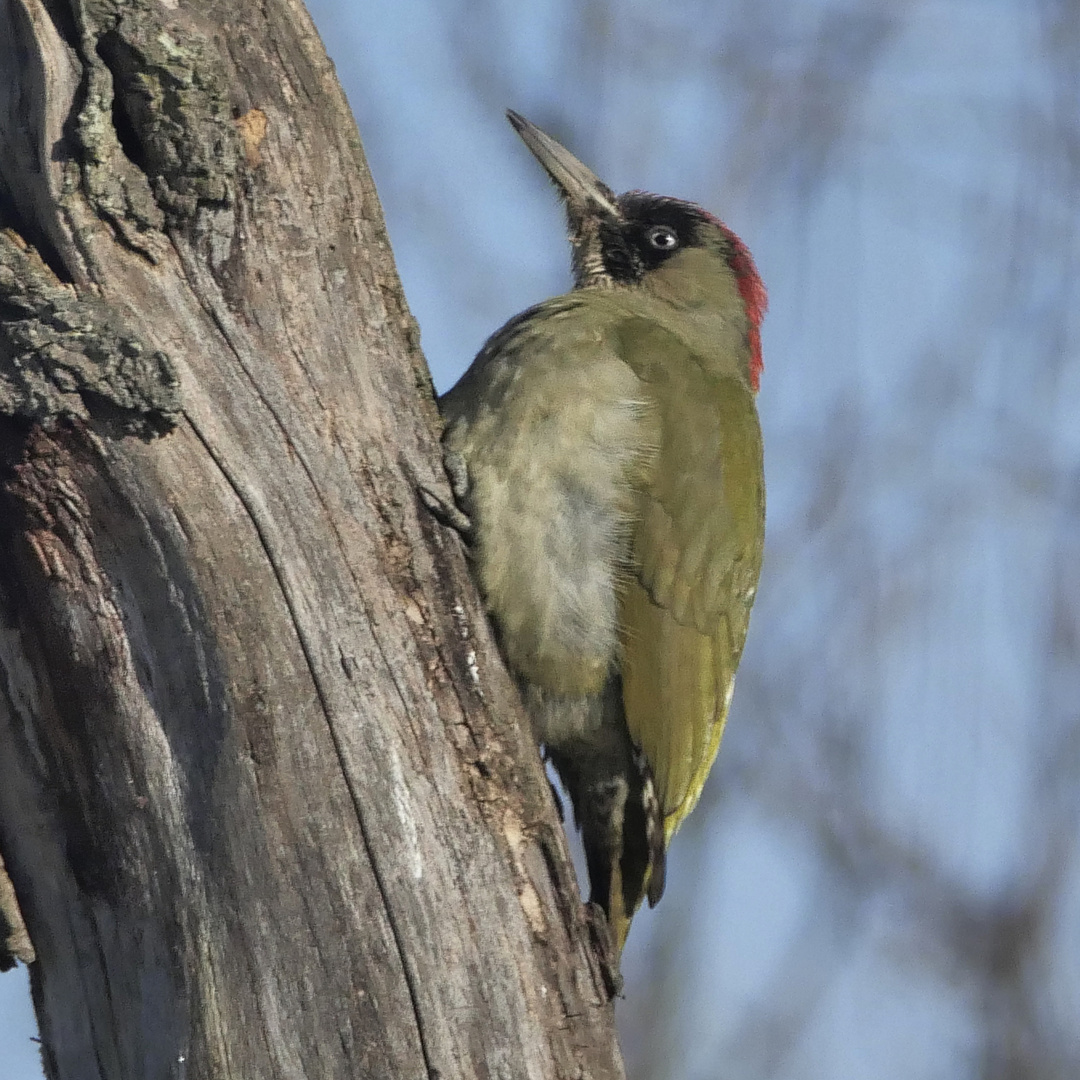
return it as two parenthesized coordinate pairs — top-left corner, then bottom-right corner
(0, 230), (179, 432)
(46, 0), (241, 261)
(87, 3), (238, 215)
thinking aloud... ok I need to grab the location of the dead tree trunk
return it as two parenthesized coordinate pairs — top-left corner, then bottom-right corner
(0, 1), (624, 1077)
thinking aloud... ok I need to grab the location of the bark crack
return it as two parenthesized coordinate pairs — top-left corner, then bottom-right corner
(182, 412), (439, 1078)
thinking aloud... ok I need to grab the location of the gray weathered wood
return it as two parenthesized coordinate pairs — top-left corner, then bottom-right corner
(0, 1), (624, 1076)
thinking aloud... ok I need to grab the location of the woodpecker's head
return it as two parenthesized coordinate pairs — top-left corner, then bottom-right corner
(507, 110), (767, 391)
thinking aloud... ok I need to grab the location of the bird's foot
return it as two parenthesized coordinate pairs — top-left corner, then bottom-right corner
(419, 451), (473, 539)
(443, 450), (470, 503)
(419, 485), (473, 538)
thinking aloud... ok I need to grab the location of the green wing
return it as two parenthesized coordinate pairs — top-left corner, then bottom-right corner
(616, 320), (765, 844)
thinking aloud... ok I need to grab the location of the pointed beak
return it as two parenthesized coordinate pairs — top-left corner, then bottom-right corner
(506, 110), (620, 221)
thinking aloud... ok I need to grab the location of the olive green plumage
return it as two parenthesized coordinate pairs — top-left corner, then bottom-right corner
(439, 113), (765, 955)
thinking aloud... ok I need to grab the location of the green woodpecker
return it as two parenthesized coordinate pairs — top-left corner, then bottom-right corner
(439, 112), (766, 953)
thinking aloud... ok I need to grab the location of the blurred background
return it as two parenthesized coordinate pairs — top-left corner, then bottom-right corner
(3, 1), (1079, 1077)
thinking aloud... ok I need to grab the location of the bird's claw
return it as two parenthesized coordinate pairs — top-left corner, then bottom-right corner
(419, 485), (474, 539)
(419, 451), (474, 539)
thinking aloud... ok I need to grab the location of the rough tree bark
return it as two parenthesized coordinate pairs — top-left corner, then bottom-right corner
(0, 1), (625, 1077)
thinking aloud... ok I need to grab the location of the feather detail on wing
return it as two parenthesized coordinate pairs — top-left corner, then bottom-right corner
(621, 582), (739, 843)
(616, 323), (765, 844)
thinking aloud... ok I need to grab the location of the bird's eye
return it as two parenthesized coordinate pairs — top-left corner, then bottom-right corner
(646, 225), (679, 250)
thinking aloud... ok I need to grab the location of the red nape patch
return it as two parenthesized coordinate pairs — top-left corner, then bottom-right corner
(721, 226), (767, 392)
